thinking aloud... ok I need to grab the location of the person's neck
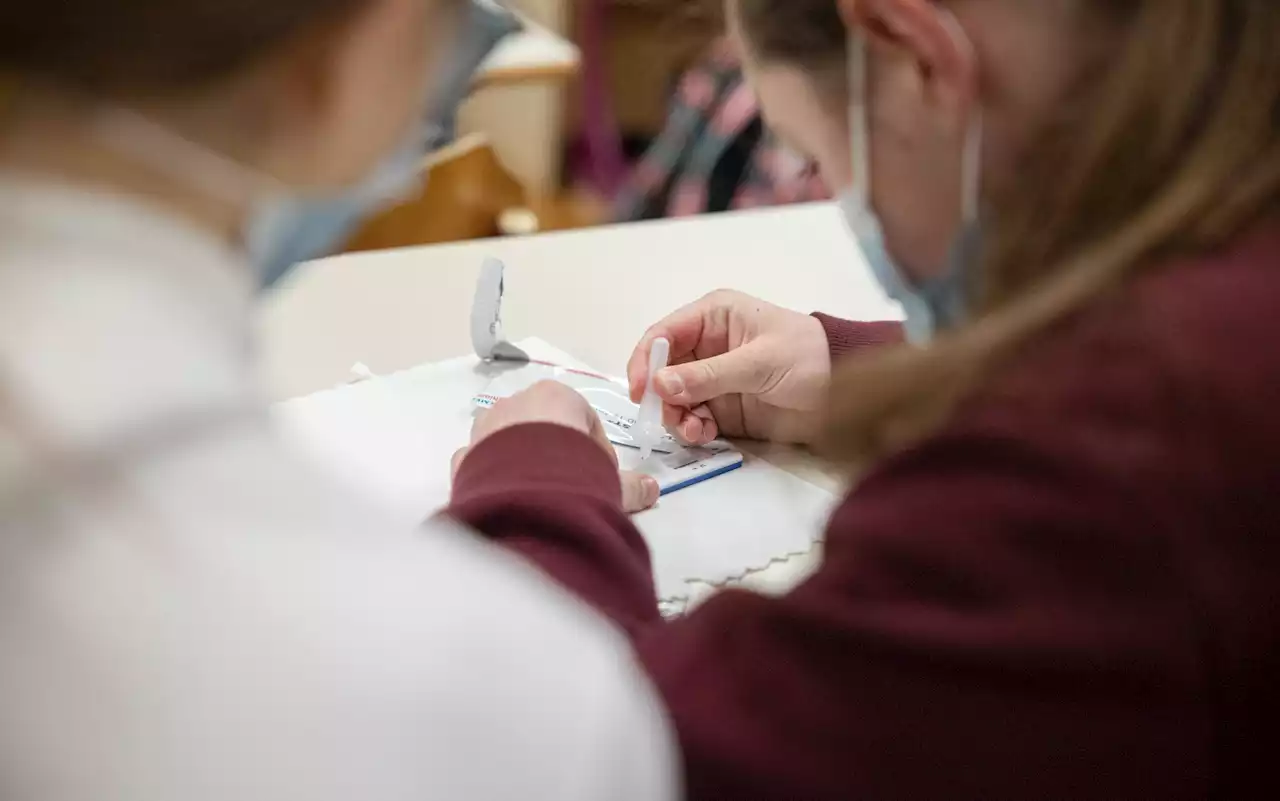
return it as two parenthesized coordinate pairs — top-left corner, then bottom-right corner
(0, 102), (246, 244)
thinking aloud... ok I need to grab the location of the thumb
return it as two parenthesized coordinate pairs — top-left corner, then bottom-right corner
(656, 345), (772, 406)
(620, 471), (660, 513)
(451, 447), (469, 480)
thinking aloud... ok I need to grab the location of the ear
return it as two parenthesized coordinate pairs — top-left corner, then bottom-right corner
(257, 0), (391, 128)
(244, 8), (369, 185)
(837, 0), (979, 116)
(259, 0), (430, 187)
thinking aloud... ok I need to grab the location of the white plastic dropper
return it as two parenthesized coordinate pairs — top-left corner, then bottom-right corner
(637, 337), (670, 461)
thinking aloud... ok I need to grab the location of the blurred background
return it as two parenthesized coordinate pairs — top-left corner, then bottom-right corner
(347, 0), (829, 253)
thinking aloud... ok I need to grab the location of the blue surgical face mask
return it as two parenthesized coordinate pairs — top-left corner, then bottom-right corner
(95, 0), (517, 289)
(245, 123), (435, 289)
(837, 29), (984, 344)
(250, 0), (520, 288)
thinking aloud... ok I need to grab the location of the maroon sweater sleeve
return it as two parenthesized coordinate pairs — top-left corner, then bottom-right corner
(449, 423), (664, 637)
(811, 312), (904, 357)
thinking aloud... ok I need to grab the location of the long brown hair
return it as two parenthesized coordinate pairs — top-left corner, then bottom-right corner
(736, 0), (1280, 464)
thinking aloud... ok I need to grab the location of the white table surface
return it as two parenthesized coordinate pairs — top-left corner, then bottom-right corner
(258, 202), (899, 599)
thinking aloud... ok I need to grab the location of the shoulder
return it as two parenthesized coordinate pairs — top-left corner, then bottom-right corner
(166, 430), (657, 713)
(1130, 224), (1280, 416)
(961, 222), (1280, 520)
(1009, 222), (1280, 441)
(17, 424), (670, 798)
(234, 516), (673, 797)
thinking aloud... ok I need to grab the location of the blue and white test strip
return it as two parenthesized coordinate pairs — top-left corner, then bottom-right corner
(624, 442), (745, 496)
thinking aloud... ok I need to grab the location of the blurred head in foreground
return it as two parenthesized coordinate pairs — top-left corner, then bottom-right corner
(0, 0), (472, 282)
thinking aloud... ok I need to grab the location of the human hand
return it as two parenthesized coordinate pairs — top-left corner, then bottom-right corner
(627, 290), (832, 445)
(454, 380), (660, 513)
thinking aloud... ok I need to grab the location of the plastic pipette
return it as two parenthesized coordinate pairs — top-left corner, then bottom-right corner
(637, 337), (670, 460)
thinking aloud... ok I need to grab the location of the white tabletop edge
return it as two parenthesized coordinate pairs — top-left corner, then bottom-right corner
(259, 202), (899, 404)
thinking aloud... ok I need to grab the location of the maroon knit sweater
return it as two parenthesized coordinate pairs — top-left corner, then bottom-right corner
(450, 224), (1280, 800)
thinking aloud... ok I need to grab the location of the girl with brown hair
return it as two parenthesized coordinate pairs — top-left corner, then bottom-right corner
(452, 0), (1280, 797)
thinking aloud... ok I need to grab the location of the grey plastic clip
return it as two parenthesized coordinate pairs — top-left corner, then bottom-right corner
(471, 257), (529, 362)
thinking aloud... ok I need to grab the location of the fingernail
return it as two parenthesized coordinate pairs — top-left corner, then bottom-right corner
(656, 370), (685, 397)
(643, 476), (660, 505)
(682, 418), (700, 442)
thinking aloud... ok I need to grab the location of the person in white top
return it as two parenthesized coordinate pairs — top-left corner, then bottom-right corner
(0, 1), (675, 799)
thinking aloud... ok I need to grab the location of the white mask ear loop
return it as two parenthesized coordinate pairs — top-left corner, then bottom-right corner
(851, 13), (983, 226)
(847, 33), (872, 208)
(93, 108), (281, 209)
(936, 9), (983, 226)
(960, 108), (983, 225)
